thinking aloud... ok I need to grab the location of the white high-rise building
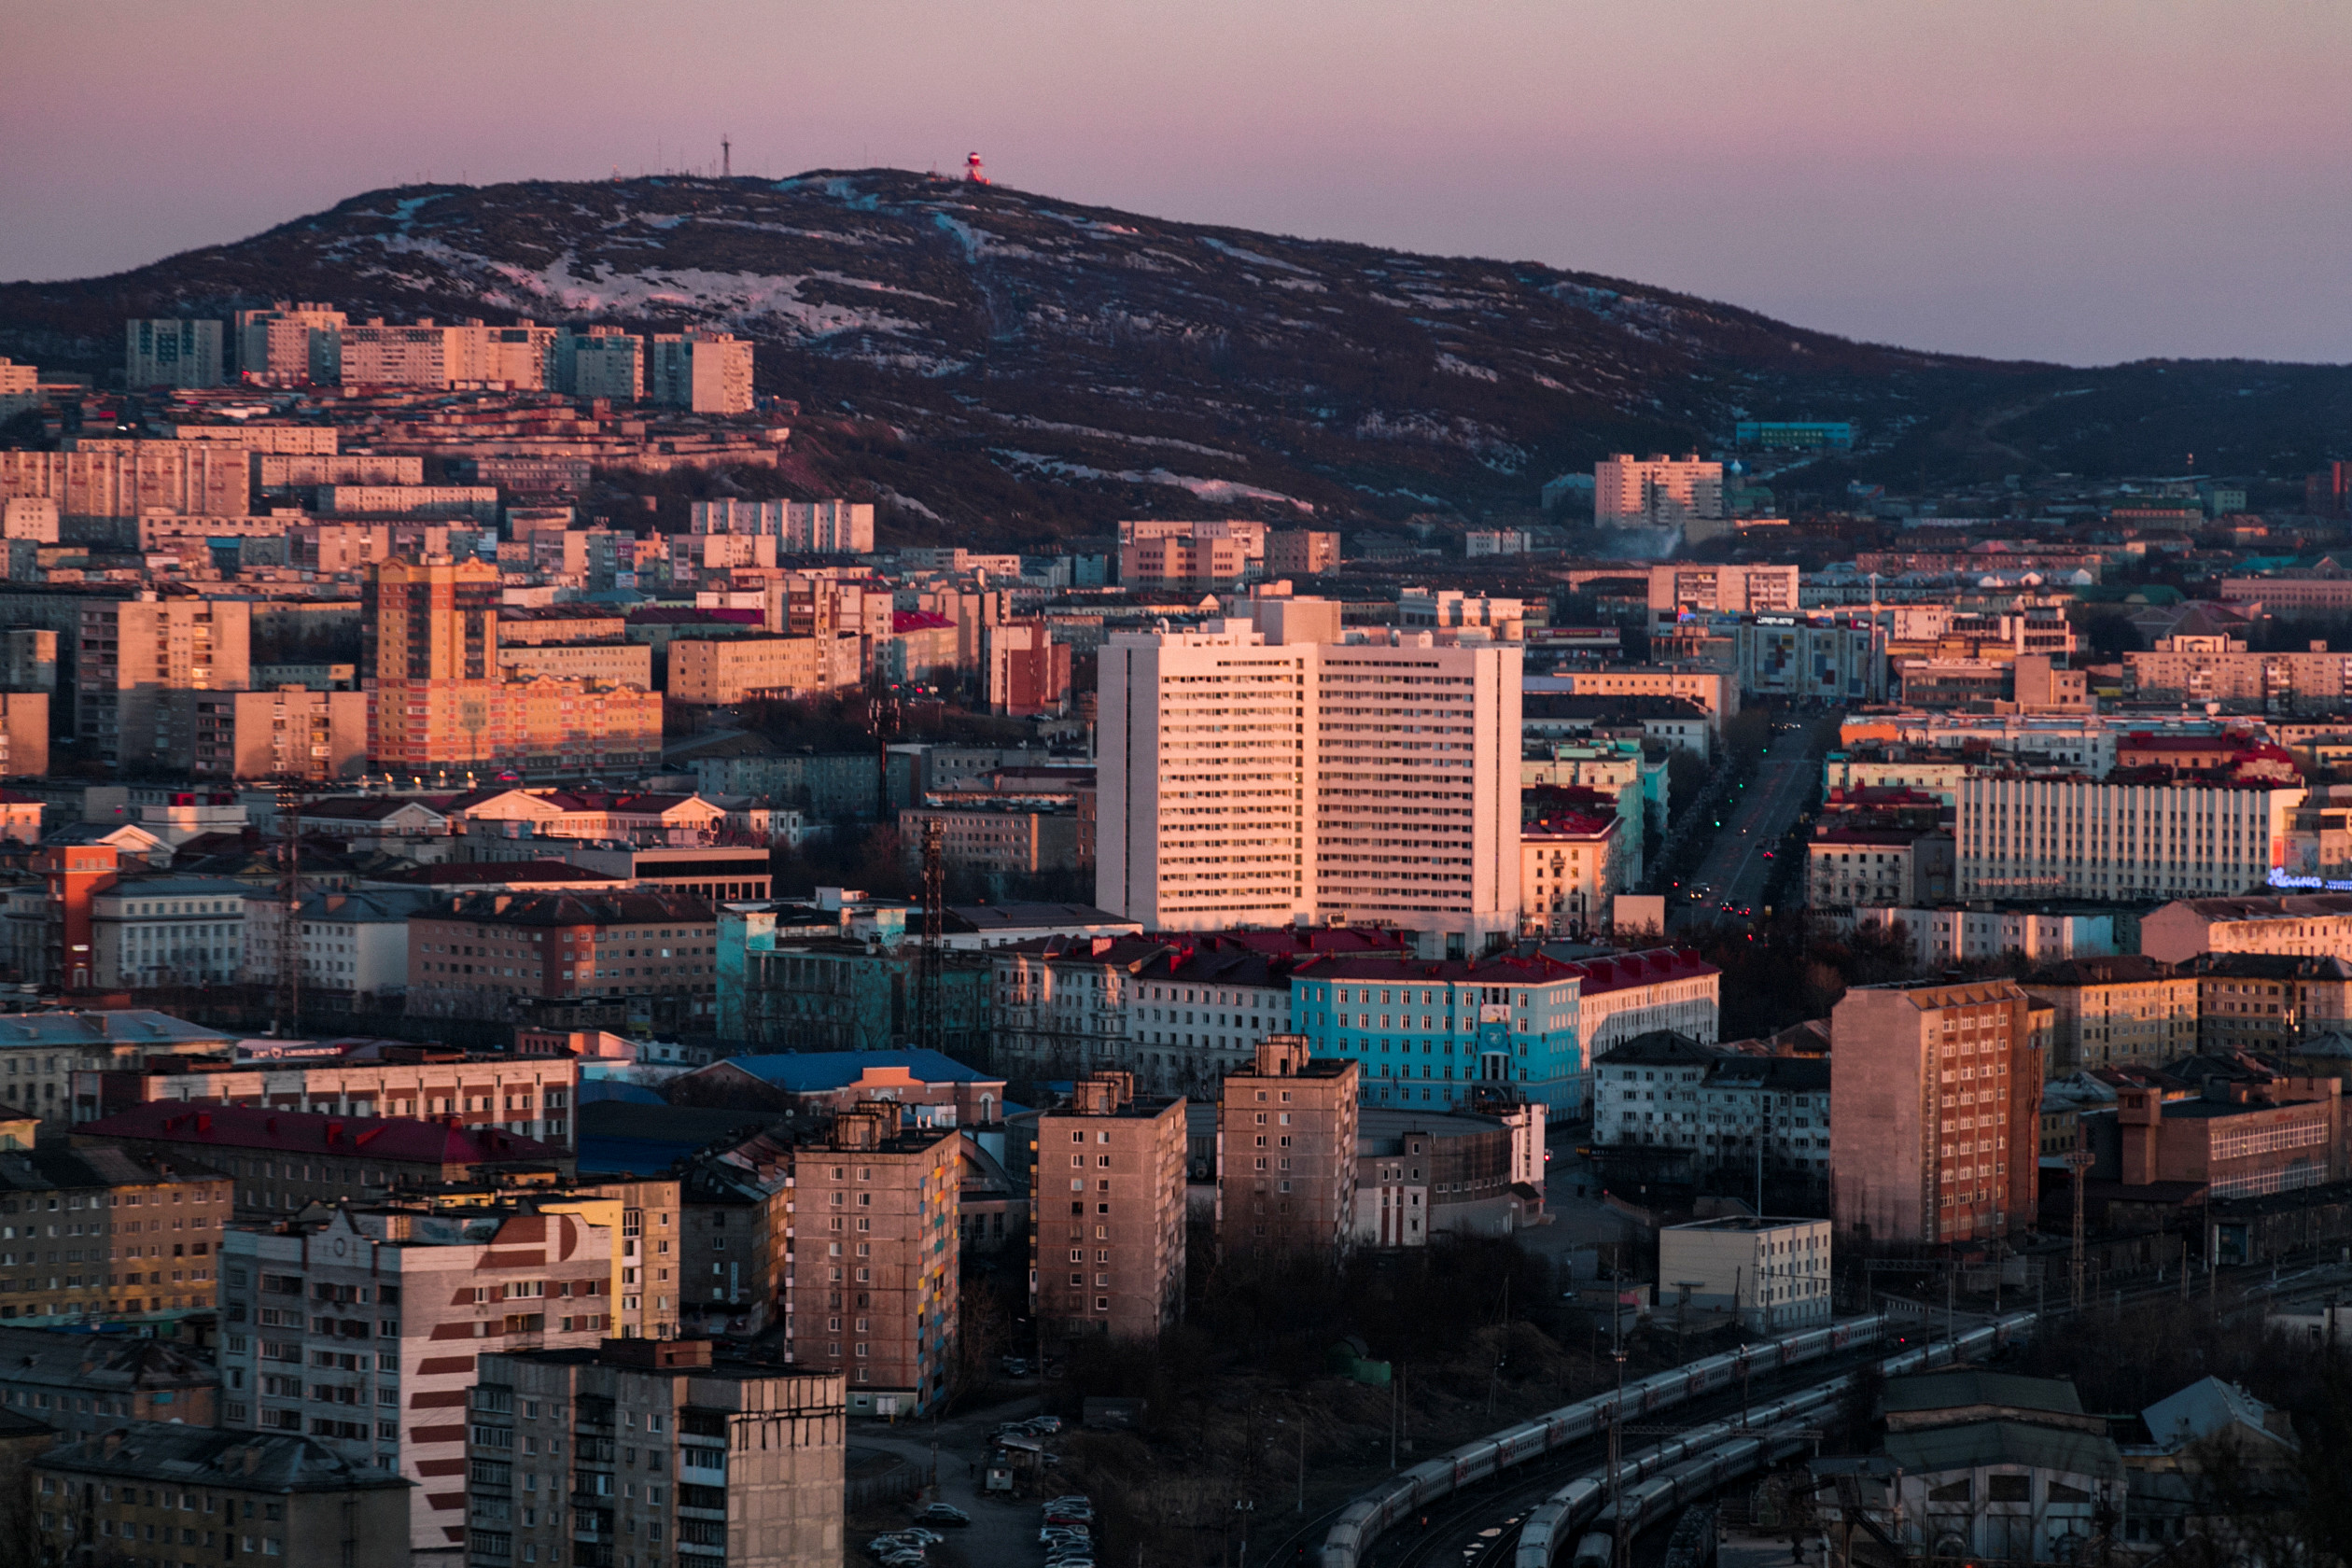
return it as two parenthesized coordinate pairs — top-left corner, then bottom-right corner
(1595, 453), (1724, 525)
(1956, 775), (2303, 903)
(691, 497), (875, 552)
(124, 319), (223, 389)
(651, 331), (755, 413)
(1098, 619), (1521, 944)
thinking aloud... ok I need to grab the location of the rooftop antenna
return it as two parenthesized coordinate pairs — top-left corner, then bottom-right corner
(274, 780), (305, 1038)
(965, 151), (988, 186)
(721, 136), (731, 179)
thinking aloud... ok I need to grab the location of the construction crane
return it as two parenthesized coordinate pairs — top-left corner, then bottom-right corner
(918, 817), (945, 1055)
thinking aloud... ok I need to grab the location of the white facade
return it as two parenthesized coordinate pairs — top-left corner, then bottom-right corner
(1855, 904), (2118, 970)
(1595, 454), (1724, 525)
(1659, 1216), (1832, 1331)
(1957, 776), (2302, 902)
(89, 877), (248, 989)
(692, 497), (875, 553)
(243, 889), (428, 1007)
(651, 332), (754, 413)
(1645, 563), (1799, 615)
(1097, 622), (1521, 941)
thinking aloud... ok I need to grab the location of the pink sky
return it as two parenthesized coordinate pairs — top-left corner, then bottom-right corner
(5, 0), (2348, 365)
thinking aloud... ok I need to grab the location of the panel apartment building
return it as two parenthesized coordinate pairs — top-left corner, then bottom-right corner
(75, 595), (252, 768)
(1955, 775), (2303, 903)
(1216, 1036), (1359, 1260)
(1097, 619), (1520, 947)
(1030, 1072), (1187, 1348)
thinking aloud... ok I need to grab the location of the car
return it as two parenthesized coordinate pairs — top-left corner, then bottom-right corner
(1001, 1356), (1031, 1377)
(1029, 1415), (1065, 1434)
(915, 1505), (970, 1528)
(1044, 1495), (1093, 1509)
(901, 1528), (944, 1547)
(1043, 1524), (1091, 1541)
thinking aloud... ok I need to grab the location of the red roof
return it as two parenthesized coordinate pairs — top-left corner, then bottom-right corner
(892, 610), (956, 634)
(1524, 811), (1616, 839)
(1558, 947), (1720, 997)
(626, 607), (763, 626)
(78, 1101), (561, 1165)
(367, 861), (625, 886)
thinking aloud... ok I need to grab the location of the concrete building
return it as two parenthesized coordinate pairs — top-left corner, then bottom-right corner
(987, 621), (1072, 716)
(495, 637), (653, 689)
(1520, 811), (1619, 937)
(779, 1105), (960, 1414)
(1855, 904), (2118, 971)
(2022, 957), (2200, 1076)
(651, 332), (755, 413)
(1216, 1036), (1359, 1261)
(1829, 979), (2042, 1245)
(0, 1009), (234, 1128)
(1808, 829), (1938, 913)
(690, 497), (875, 553)
(237, 888), (437, 1015)
(221, 1201), (615, 1560)
(1267, 529), (1341, 576)
(1030, 1072), (1186, 1347)
(76, 1102), (568, 1220)
(1524, 666), (1738, 728)
(0, 1324), (217, 1436)
(1118, 518), (1267, 589)
(0, 440), (251, 525)
(668, 636), (858, 704)
(235, 301), (346, 383)
(897, 802), (1083, 879)
(72, 1038), (579, 1150)
(36, 1423), (413, 1568)
(1290, 949), (1589, 1113)
(406, 889), (718, 1031)
(1658, 1215), (1832, 1331)
(125, 317), (224, 389)
(1351, 1098), (1547, 1244)
(553, 325), (646, 399)
(1956, 776), (2301, 903)
(2126, 638), (2352, 712)
(1098, 621), (1521, 944)
(74, 595), (252, 766)
(1734, 617), (1885, 703)
(469, 1338), (844, 1568)
(89, 874), (249, 989)
(171, 686), (369, 780)
(1645, 563), (1799, 616)
(1595, 454), (1723, 526)
(1590, 1034), (1831, 1190)
(0, 1145), (231, 1328)
(0, 691), (48, 776)
(2141, 893), (2352, 965)
(2190, 953), (2352, 1051)
(2107, 1075), (2345, 1199)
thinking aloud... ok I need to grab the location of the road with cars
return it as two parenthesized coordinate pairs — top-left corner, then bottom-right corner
(1669, 721), (1827, 930)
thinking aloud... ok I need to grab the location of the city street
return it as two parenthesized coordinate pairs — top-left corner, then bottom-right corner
(1669, 723), (1828, 931)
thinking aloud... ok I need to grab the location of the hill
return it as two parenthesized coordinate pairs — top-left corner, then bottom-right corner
(5, 170), (2348, 542)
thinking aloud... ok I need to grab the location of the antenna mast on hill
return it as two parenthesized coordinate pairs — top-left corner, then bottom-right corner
(721, 136), (731, 178)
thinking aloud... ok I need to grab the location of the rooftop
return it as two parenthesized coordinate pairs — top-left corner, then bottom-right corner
(37, 1423), (413, 1493)
(427, 889), (715, 926)
(77, 1101), (560, 1166)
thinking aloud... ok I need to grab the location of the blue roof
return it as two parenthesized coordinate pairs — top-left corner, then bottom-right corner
(714, 1048), (995, 1091)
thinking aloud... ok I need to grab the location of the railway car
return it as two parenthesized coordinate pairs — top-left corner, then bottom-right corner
(1570, 1532), (1614, 1568)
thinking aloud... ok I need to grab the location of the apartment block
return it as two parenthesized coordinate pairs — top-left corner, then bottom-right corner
(1645, 563), (1799, 616)
(35, 1425), (413, 1568)
(235, 301), (347, 384)
(0, 690), (47, 777)
(667, 636), (857, 704)
(1658, 1215), (1832, 1332)
(1266, 529), (1341, 576)
(0, 440), (251, 521)
(495, 638), (653, 690)
(553, 326), (646, 399)
(1216, 1036), (1359, 1260)
(220, 1203), (616, 1554)
(2125, 639), (2352, 713)
(75, 595), (252, 767)
(781, 1107), (960, 1414)
(1290, 950), (1588, 1113)
(1956, 776), (2302, 903)
(651, 332), (755, 413)
(88, 873), (249, 989)
(75, 1039), (580, 1151)
(469, 1338), (845, 1568)
(1119, 520), (1266, 589)
(2190, 953), (2352, 1052)
(2141, 893), (2352, 965)
(1098, 621), (1521, 943)
(987, 621), (1071, 716)
(0, 1323), (218, 1437)
(690, 497), (875, 553)
(1029, 1072), (1186, 1347)
(897, 803), (1082, 878)
(1594, 454), (1724, 525)
(406, 889), (718, 1032)
(125, 317), (224, 388)
(0, 1146), (231, 1327)
(1530, 665), (1738, 726)
(1829, 979), (2042, 1245)
(2020, 956), (2200, 1076)
(171, 686), (368, 780)
(0, 357), (39, 415)
(339, 319), (556, 390)
(400, 1172), (679, 1341)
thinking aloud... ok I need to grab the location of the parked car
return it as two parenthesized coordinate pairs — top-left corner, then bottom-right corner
(914, 1504), (970, 1528)
(1001, 1356), (1031, 1377)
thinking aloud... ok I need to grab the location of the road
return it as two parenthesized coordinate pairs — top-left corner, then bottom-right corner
(1669, 726), (1827, 931)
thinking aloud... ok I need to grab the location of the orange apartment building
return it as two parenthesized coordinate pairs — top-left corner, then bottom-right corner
(778, 1106), (961, 1416)
(1829, 979), (2044, 1246)
(1216, 1036), (1360, 1260)
(0, 1146), (231, 1327)
(1030, 1071), (1187, 1347)
(363, 555), (660, 772)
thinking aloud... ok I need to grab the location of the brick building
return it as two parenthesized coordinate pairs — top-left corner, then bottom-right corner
(1829, 979), (2043, 1245)
(405, 889), (718, 1030)
(1030, 1072), (1186, 1348)
(2106, 1076), (2346, 1199)
(1216, 1036), (1359, 1261)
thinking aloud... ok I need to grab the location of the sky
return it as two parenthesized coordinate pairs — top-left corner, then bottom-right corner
(5, 0), (2349, 367)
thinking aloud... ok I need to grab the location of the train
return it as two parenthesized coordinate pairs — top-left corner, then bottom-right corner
(1510, 1312), (2038, 1568)
(1315, 1313), (1903, 1568)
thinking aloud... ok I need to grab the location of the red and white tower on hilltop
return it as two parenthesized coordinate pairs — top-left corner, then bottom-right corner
(965, 151), (989, 185)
